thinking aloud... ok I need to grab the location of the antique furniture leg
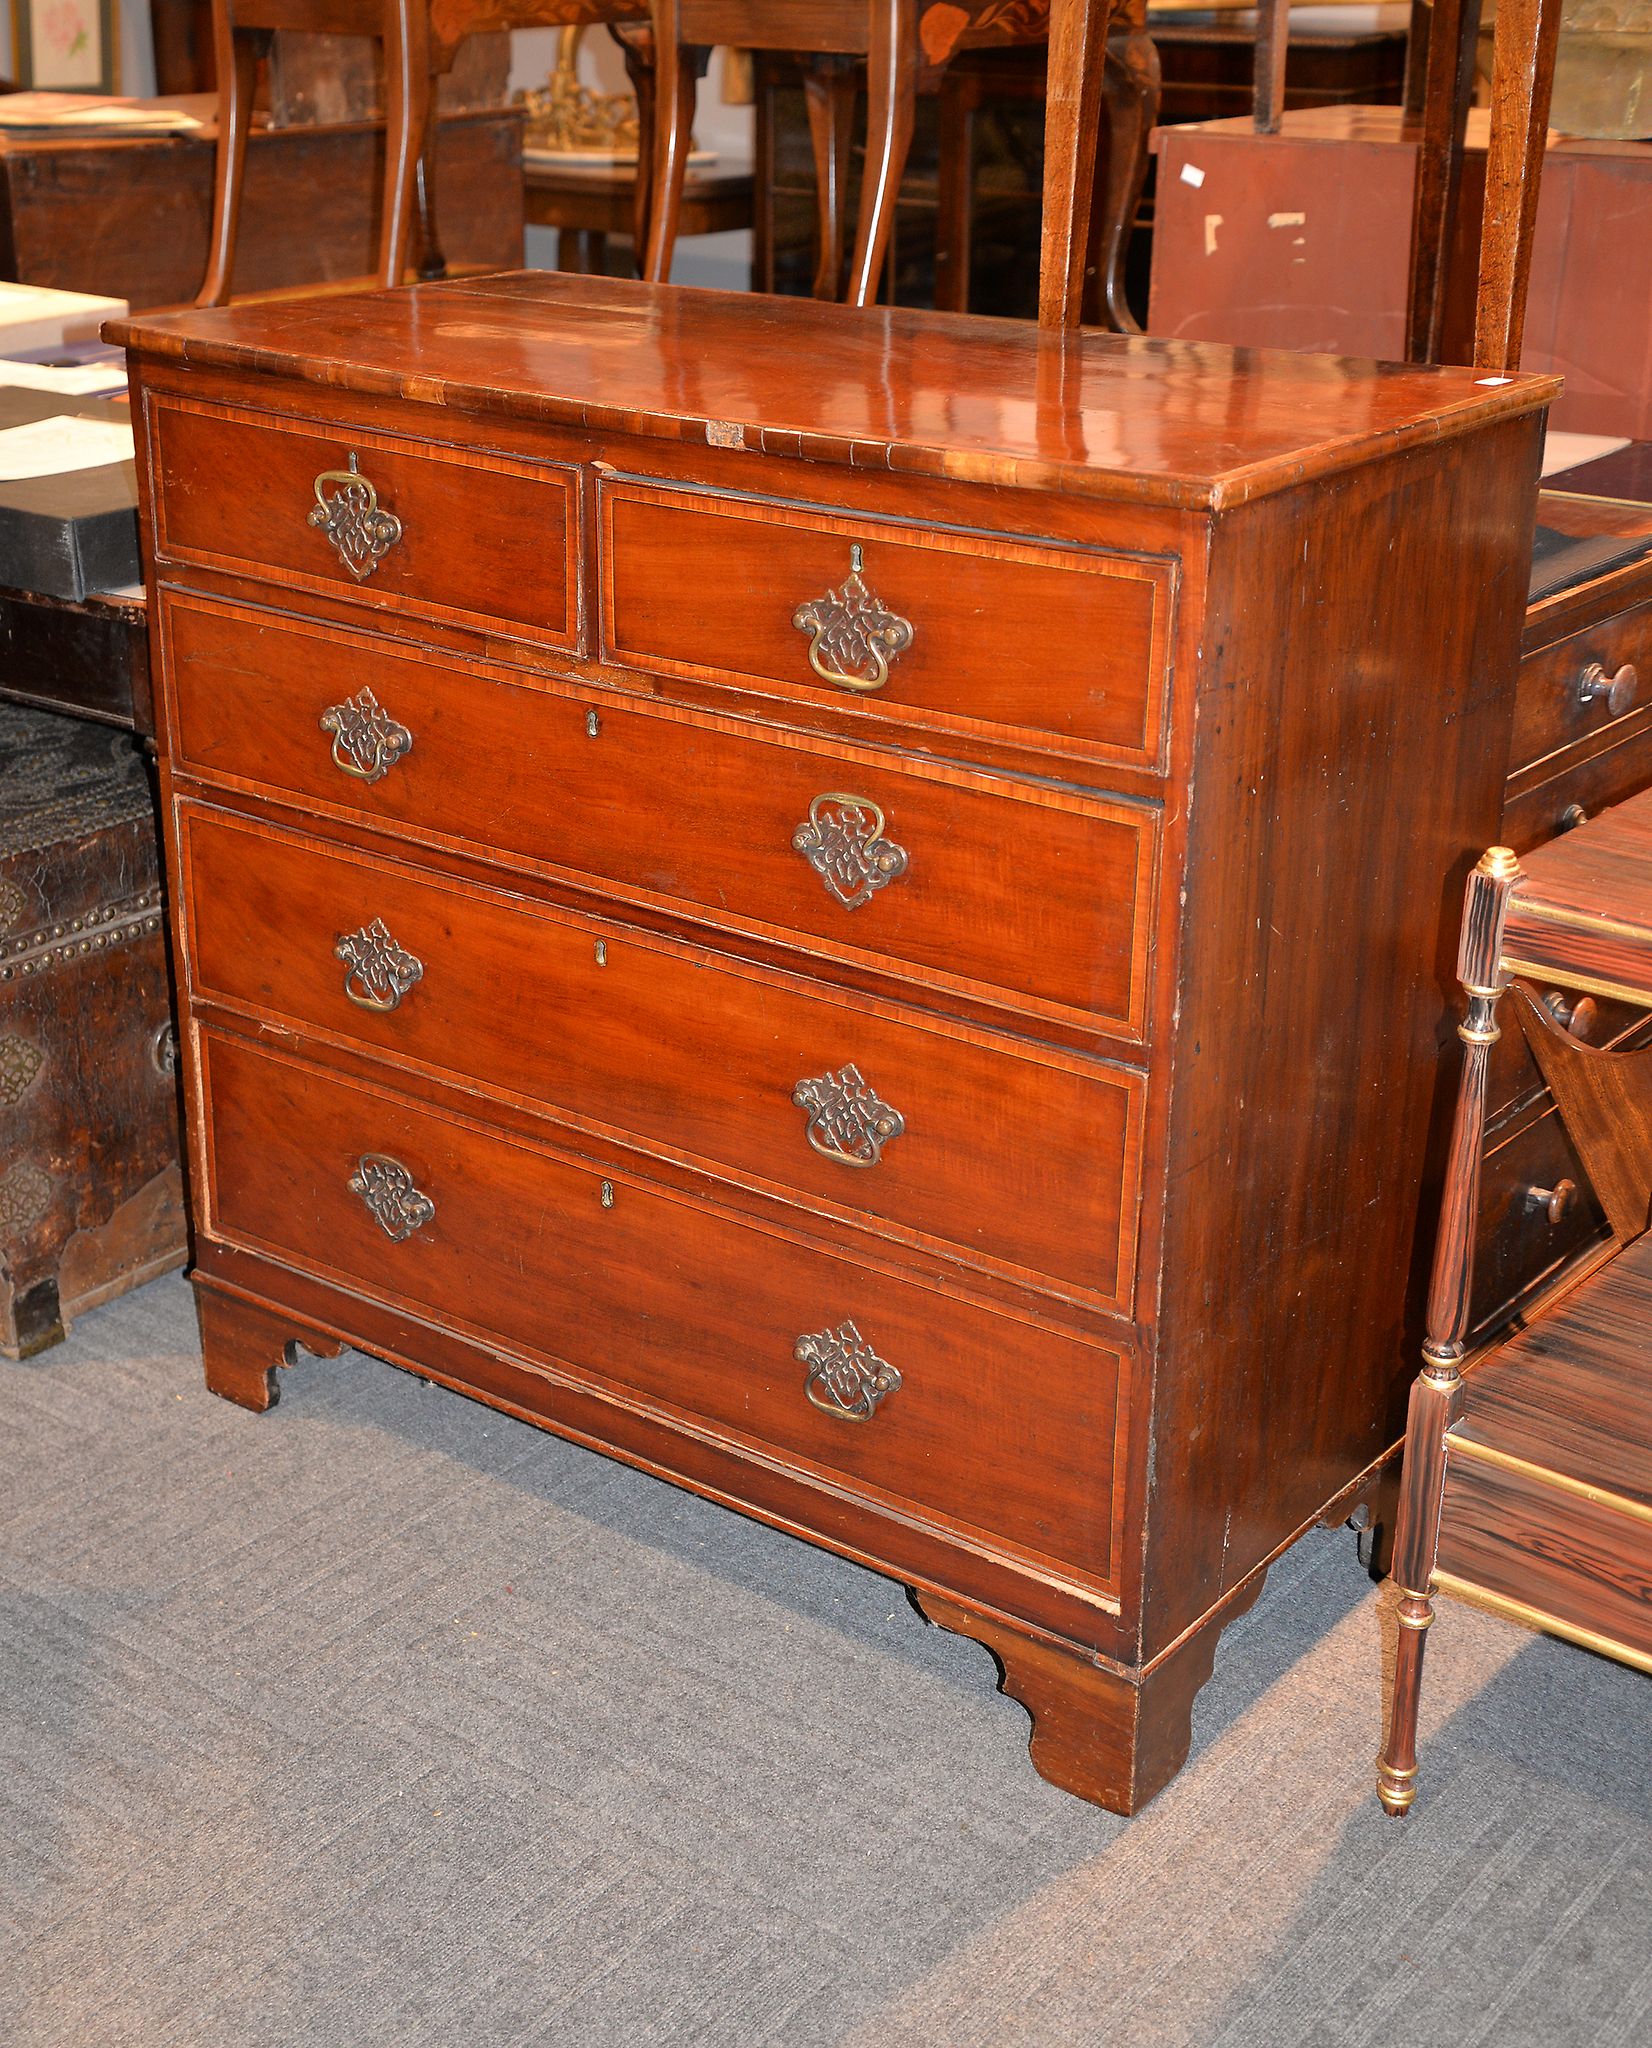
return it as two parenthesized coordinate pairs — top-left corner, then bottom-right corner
(1039, 0), (1114, 329)
(642, 1), (694, 283)
(1252, 0), (1289, 133)
(197, 16), (267, 305)
(1405, 0), (1484, 361)
(803, 55), (859, 301)
(197, 1285), (343, 1413)
(414, 155), (447, 280)
(933, 65), (977, 314)
(1091, 0), (1158, 334)
(1377, 847), (1521, 1815)
(382, 0), (432, 285)
(1473, 0), (1564, 371)
(846, 0), (919, 307)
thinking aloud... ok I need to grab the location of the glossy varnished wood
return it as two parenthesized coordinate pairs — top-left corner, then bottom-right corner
(121, 272), (1556, 1812)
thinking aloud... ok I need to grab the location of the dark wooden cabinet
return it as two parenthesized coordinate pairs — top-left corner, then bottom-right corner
(116, 273), (1554, 1813)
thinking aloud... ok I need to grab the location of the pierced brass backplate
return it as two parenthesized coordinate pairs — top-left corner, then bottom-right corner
(792, 793), (909, 910)
(320, 688), (413, 785)
(793, 1063), (904, 1168)
(348, 1153), (435, 1242)
(308, 453), (403, 580)
(792, 544), (914, 693)
(795, 1319), (902, 1422)
(336, 918), (424, 1012)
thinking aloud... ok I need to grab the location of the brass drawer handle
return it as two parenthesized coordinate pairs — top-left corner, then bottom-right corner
(796, 1318), (902, 1421)
(1577, 660), (1638, 718)
(793, 1062), (905, 1167)
(320, 687), (413, 784)
(792, 544), (914, 694)
(349, 1152), (434, 1241)
(792, 792), (909, 910)
(309, 453), (403, 580)
(336, 918), (424, 1012)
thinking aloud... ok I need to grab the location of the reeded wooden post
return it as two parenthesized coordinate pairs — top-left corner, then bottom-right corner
(1377, 846), (1521, 1814)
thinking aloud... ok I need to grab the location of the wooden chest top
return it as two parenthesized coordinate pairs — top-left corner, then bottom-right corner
(111, 272), (1556, 511)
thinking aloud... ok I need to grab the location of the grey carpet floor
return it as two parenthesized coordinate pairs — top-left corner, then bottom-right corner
(3, 1273), (1649, 2048)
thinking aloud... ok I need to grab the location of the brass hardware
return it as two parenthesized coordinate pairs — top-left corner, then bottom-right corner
(792, 543), (914, 693)
(336, 918), (424, 1012)
(594, 940), (607, 967)
(792, 793), (909, 910)
(320, 688), (413, 784)
(149, 1023), (179, 1079)
(349, 1153), (435, 1241)
(0, 1033), (43, 1105)
(1542, 989), (1599, 1040)
(600, 1180), (615, 1209)
(1525, 1177), (1577, 1225)
(795, 1319), (902, 1421)
(1577, 659), (1639, 718)
(793, 1063), (905, 1168)
(308, 453), (403, 580)
(1559, 803), (1589, 832)
(586, 709), (601, 738)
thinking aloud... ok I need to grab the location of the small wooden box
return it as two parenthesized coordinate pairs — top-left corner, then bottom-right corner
(0, 703), (184, 1357)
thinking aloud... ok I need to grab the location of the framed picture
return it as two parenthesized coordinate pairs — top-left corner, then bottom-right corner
(13, 0), (120, 95)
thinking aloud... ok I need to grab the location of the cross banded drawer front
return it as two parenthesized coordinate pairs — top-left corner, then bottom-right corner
(1502, 717), (1652, 854)
(600, 479), (1175, 772)
(177, 804), (1147, 1308)
(164, 594), (1157, 1044)
(1513, 598), (1652, 777)
(201, 1030), (1129, 1587)
(148, 397), (581, 649)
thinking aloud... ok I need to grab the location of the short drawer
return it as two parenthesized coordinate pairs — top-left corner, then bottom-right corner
(178, 805), (1147, 1309)
(1469, 1104), (1606, 1340)
(1501, 717), (1652, 854)
(1484, 982), (1652, 1127)
(201, 1030), (1130, 1586)
(163, 593), (1157, 1044)
(148, 396), (580, 648)
(600, 478), (1175, 772)
(1513, 599), (1652, 778)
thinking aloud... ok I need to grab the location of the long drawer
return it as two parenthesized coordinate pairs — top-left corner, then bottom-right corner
(161, 592), (1158, 1043)
(600, 477), (1176, 773)
(147, 396), (581, 649)
(200, 1029), (1130, 1585)
(177, 803), (1147, 1309)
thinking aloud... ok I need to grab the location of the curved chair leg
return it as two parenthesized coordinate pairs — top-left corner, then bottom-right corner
(802, 55), (857, 301)
(382, 0), (434, 287)
(1091, 4), (1157, 332)
(1039, 0), (1114, 328)
(642, 1), (696, 283)
(1376, 846), (1521, 1813)
(846, 0), (917, 308)
(197, 22), (265, 306)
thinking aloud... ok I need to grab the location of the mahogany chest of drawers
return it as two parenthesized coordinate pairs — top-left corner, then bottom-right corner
(116, 274), (1554, 1813)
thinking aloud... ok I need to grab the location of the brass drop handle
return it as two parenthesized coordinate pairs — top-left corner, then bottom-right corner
(320, 687), (413, 785)
(349, 1152), (435, 1241)
(309, 452), (403, 580)
(1543, 989), (1599, 1041)
(792, 793), (909, 910)
(792, 543), (914, 694)
(795, 1318), (902, 1421)
(1578, 660), (1639, 718)
(1525, 1178), (1577, 1226)
(793, 1062), (905, 1167)
(336, 918), (424, 1012)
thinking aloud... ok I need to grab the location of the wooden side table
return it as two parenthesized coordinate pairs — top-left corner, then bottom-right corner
(524, 156), (753, 273)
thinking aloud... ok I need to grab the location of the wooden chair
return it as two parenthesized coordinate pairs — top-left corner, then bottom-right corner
(633, 0), (1117, 329)
(196, 0), (665, 305)
(1377, 799), (1652, 1815)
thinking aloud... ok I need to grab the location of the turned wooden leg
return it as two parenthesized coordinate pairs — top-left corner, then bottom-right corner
(380, 4), (432, 288)
(643, 5), (702, 285)
(803, 57), (858, 301)
(847, 0), (918, 308)
(1376, 847), (1519, 1812)
(196, 24), (264, 306)
(1039, 0), (1115, 329)
(196, 1285), (342, 1413)
(915, 1576), (1264, 1814)
(1090, 9), (1158, 333)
